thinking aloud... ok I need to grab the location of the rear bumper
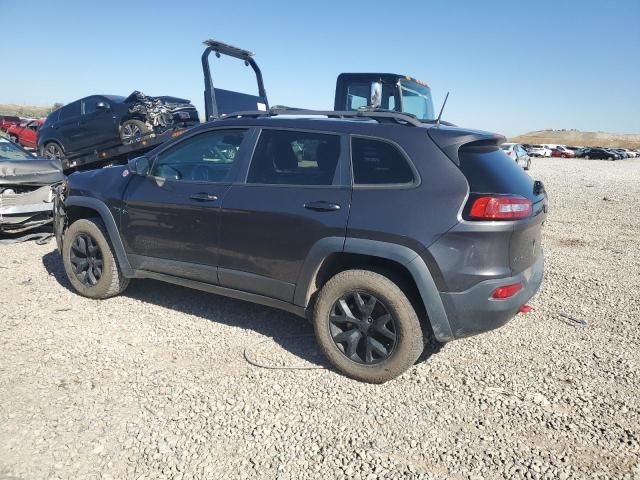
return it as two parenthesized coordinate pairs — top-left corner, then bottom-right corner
(439, 252), (544, 339)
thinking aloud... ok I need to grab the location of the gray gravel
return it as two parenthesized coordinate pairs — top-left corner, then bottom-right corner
(1, 157), (639, 480)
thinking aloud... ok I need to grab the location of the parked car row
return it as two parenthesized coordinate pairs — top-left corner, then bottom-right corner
(522, 143), (639, 160)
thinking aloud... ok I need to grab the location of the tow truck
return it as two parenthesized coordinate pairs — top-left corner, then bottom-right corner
(56, 39), (437, 174)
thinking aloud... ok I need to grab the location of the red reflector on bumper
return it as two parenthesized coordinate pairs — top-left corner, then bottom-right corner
(491, 282), (523, 299)
(518, 304), (533, 314)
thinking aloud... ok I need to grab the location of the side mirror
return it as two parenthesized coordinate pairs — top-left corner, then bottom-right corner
(370, 81), (382, 109)
(128, 156), (151, 176)
(96, 101), (109, 110)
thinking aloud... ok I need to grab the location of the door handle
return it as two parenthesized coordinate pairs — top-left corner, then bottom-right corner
(304, 201), (341, 211)
(189, 193), (218, 202)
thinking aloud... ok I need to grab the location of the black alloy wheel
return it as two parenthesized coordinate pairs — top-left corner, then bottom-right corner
(329, 292), (397, 364)
(69, 233), (103, 286)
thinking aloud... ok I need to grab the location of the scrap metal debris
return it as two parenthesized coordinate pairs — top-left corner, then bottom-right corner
(125, 91), (196, 131)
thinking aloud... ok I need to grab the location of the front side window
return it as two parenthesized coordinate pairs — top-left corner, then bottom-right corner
(351, 137), (415, 185)
(82, 97), (100, 115)
(151, 129), (246, 182)
(247, 130), (341, 186)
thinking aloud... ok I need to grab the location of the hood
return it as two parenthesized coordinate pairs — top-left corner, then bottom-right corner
(124, 91), (192, 105)
(0, 158), (64, 186)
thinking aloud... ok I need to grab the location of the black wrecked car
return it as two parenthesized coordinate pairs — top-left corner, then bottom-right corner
(38, 92), (199, 162)
(53, 108), (547, 383)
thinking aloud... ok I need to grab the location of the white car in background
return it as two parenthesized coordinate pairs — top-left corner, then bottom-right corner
(501, 143), (532, 170)
(528, 144), (552, 157)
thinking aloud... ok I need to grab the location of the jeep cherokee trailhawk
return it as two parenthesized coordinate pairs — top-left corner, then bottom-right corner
(54, 109), (546, 383)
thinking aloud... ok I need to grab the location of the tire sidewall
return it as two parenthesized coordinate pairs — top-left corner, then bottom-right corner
(313, 270), (423, 383)
(62, 219), (117, 299)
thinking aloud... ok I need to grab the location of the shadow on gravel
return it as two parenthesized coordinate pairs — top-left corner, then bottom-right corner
(42, 250), (441, 372)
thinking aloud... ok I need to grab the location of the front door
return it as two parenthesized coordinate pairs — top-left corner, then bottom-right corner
(218, 128), (351, 302)
(121, 128), (251, 284)
(80, 96), (118, 149)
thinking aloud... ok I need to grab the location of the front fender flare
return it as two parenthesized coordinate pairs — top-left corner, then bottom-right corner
(64, 196), (133, 276)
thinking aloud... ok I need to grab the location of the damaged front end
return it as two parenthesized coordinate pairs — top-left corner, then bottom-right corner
(0, 150), (64, 233)
(124, 91), (200, 132)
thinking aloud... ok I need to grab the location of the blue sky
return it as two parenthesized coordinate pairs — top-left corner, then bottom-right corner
(2, 0), (639, 136)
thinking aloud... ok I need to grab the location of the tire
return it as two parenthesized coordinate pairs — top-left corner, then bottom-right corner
(42, 142), (65, 161)
(524, 159), (531, 170)
(120, 119), (150, 145)
(313, 269), (424, 383)
(8, 134), (18, 143)
(62, 218), (130, 299)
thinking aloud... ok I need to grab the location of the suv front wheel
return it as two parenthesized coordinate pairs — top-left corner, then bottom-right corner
(313, 270), (424, 383)
(62, 218), (130, 299)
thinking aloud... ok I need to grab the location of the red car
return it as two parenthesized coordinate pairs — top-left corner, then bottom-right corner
(6, 119), (44, 149)
(550, 146), (576, 158)
(0, 115), (22, 132)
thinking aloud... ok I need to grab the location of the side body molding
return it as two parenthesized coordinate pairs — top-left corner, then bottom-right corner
(293, 236), (454, 342)
(64, 196), (134, 276)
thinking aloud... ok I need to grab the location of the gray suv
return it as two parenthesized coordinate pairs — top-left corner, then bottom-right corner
(54, 109), (546, 383)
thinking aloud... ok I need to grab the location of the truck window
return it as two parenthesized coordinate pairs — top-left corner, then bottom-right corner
(399, 80), (435, 120)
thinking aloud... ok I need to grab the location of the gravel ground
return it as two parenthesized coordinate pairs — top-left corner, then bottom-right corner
(1, 157), (639, 480)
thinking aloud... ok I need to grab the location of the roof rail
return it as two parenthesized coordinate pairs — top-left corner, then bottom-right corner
(220, 107), (424, 127)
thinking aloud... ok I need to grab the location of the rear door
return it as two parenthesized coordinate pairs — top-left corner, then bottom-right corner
(56, 101), (83, 154)
(217, 128), (350, 302)
(121, 128), (251, 284)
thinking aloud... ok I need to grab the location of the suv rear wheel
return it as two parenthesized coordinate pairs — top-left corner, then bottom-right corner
(62, 218), (129, 299)
(313, 269), (424, 383)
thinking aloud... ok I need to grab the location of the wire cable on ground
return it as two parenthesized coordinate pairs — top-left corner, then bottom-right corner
(244, 334), (326, 370)
(557, 312), (588, 326)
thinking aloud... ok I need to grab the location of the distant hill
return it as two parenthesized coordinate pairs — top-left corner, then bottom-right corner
(510, 129), (640, 149)
(0, 103), (62, 119)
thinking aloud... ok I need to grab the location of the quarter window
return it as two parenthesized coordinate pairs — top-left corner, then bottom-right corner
(151, 129), (247, 182)
(247, 130), (341, 186)
(351, 137), (414, 185)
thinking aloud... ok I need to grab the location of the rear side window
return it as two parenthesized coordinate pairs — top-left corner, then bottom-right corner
(351, 137), (414, 185)
(458, 143), (533, 198)
(59, 102), (81, 120)
(247, 130), (341, 186)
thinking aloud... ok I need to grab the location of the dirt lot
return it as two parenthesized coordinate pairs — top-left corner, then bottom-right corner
(0, 157), (639, 480)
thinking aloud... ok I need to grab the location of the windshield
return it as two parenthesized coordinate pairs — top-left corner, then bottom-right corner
(0, 139), (34, 160)
(399, 79), (435, 120)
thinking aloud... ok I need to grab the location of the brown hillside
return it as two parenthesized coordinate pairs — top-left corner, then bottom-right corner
(0, 103), (60, 119)
(510, 129), (640, 149)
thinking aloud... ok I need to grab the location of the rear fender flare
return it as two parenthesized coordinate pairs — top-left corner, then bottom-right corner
(64, 196), (133, 276)
(294, 237), (454, 342)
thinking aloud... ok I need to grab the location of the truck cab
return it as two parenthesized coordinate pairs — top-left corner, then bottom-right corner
(334, 73), (436, 121)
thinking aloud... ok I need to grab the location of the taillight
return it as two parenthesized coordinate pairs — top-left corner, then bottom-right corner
(491, 282), (523, 299)
(468, 195), (532, 220)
